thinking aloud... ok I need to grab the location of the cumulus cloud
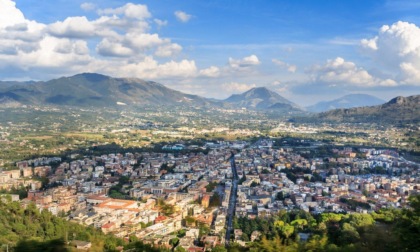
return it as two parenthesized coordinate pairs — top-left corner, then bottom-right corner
(96, 38), (133, 57)
(48, 16), (95, 38)
(361, 21), (420, 85)
(154, 19), (167, 28)
(310, 57), (396, 87)
(174, 11), (192, 23)
(98, 3), (151, 20)
(199, 66), (220, 77)
(222, 82), (257, 93)
(0, 0), (25, 29)
(271, 80), (289, 93)
(228, 54), (261, 69)
(0, 0), (208, 81)
(155, 43), (182, 57)
(105, 57), (198, 79)
(272, 59), (297, 73)
(80, 2), (96, 11)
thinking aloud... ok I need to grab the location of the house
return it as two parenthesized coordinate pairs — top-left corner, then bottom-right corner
(298, 233), (310, 242)
(71, 240), (92, 250)
(234, 229), (243, 241)
(250, 231), (262, 242)
(200, 235), (219, 250)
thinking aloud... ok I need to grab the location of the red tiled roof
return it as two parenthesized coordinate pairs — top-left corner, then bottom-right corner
(102, 222), (115, 229)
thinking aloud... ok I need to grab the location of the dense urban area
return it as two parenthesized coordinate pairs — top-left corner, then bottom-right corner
(0, 105), (419, 252)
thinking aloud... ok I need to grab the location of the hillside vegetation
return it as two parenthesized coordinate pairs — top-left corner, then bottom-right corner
(0, 197), (164, 252)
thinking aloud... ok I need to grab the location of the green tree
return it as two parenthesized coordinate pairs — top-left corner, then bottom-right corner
(212, 244), (228, 252)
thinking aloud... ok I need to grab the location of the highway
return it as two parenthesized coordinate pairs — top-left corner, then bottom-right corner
(225, 151), (239, 247)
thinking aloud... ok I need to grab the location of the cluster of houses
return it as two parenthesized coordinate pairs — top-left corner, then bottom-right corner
(0, 141), (419, 250)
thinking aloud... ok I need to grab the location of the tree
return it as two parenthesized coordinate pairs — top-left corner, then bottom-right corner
(250, 181), (259, 187)
(212, 244), (227, 252)
(177, 229), (186, 238)
(276, 192), (285, 201)
(290, 219), (307, 231)
(394, 194), (420, 251)
(175, 246), (186, 252)
(338, 223), (360, 246)
(205, 181), (218, 192)
(209, 192), (222, 207)
(262, 169), (271, 174)
(169, 237), (179, 248)
(281, 224), (295, 240)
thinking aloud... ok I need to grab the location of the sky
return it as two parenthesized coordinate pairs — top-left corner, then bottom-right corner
(1, 0), (420, 106)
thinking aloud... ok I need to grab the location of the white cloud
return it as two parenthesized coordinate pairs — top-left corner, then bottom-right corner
(229, 54), (261, 69)
(80, 2), (96, 11)
(199, 66), (220, 77)
(174, 11), (192, 23)
(361, 21), (420, 85)
(98, 3), (151, 20)
(311, 57), (396, 87)
(124, 33), (165, 50)
(54, 39), (89, 55)
(48, 16), (95, 38)
(271, 81), (289, 93)
(155, 43), (182, 57)
(0, 0), (25, 29)
(106, 57), (198, 79)
(222, 82), (257, 93)
(154, 19), (168, 28)
(96, 38), (133, 57)
(0, 0), (206, 81)
(272, 59), (297, 73)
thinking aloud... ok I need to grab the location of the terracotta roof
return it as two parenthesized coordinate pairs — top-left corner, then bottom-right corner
(102, 222), (115, 229)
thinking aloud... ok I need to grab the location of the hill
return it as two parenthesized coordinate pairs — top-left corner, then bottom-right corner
(0, 197), (164, 251)
(292, 95), (420, 124)
(224, 87), (301, 111)
(307, 94), (385, 112)
(0, 73), (217, 107)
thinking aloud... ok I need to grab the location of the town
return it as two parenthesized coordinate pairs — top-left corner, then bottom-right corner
(1, 138), (419, 251)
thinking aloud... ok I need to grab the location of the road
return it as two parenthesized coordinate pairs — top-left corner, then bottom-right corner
(225, 151), (239, 247)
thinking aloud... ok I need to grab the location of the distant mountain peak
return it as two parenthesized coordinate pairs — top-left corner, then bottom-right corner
(295, 94), (420, 124)
(224, 86), (300, 111)
(388, 96), (407, 105)
(71, 73), (111, 82)
(243, 87), (276, 98)
(0, 73), (216, 107)
(306, 93), (385, 112)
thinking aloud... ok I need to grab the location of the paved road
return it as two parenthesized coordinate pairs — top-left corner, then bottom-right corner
(225, 152), (239, 247)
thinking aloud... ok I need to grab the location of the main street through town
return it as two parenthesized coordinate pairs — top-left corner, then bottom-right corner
(225, 151), (239, 247)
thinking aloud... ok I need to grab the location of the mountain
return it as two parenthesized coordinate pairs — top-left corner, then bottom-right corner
(292, 95), (420, 124)
(306, 94), (385, 112)
(224, 87), (301, 111)
(0, 73), (217, 107)
(0, 76), (303, 114)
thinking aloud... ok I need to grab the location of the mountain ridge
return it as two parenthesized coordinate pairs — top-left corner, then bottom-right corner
(306, 94), (385, 112)
(292, 94), (420, 124)
(0, 73), (218, 108)
(224, 87), (301, 110)
(0, 73), (302, 113)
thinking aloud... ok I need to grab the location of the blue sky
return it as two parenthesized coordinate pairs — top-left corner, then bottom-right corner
(1, 0), (420, 105)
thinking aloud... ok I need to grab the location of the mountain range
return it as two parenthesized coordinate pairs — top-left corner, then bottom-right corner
(224, 87), (302, 111)
(0, 73), (299, 112)
(293, 95), (420, 124)
(0, 73), (419, 123)
(0, 73), (216, 108)
(306, 94), (385, 112)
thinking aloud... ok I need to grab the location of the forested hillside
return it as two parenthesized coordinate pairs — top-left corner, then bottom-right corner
(0, 195), (419, 252)
(0, 197), (164, 252)
(230, 195), (420, 252)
